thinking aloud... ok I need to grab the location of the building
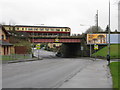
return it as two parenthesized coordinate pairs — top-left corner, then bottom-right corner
(0, 26), (14, 55)
(118, 1), (120, 31)
(3, 25), (71, 37)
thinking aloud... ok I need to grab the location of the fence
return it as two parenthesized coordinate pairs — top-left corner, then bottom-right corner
(2, 54), (32, 61)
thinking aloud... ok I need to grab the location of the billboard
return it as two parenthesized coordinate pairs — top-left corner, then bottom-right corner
(87, 34), (107, 44)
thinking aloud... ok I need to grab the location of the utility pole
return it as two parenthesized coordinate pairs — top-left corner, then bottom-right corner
(96, 10), (99, 32)
(90, 27), (92, 57)
(119, 1), (120, 32)
(107, 0), (111, 65)
(108, 0), (110, 57)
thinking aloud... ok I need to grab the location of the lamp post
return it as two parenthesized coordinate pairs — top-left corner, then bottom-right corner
(80, 24), (92, 57)
(107, 0), (111, 65)
(89, 32), (92, 57)
(32, 26), (35, 58)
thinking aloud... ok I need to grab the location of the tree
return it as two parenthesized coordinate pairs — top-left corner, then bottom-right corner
(114, 29), (118, 32)
(104, 25), (112, 33)
(105, 25), (109, 32)
(85, 26), (103, 33)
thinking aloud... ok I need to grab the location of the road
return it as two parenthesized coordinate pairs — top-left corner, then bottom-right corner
(2, 50), (93, 88)
(34, 49), (56, 58)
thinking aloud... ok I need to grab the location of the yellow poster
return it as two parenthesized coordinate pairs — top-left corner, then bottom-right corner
(87, 34), (107, 44)
(55, 39), (59, 42)
(36, 44), (41, 49)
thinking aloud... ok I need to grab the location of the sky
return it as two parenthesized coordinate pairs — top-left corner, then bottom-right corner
(0, 0), (119, 34)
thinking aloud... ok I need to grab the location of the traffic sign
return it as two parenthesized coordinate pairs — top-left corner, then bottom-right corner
(94, 44), (98, 50)
(36, 44), (40, 46)
(36, 47), (40, 49)
(36, 44), (41, 49)
(81, 46), (84, 51)
(55, 39), (59, 42)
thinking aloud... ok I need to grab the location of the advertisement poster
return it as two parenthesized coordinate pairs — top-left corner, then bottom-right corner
(87, 34), (107, 44)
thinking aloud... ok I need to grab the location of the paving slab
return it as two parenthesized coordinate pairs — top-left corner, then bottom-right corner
(60, 59), (112, 88)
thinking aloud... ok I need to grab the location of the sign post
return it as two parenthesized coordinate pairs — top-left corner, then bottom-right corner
(94, 44), (98, 60)
(81, 46), (84, 57)
(36, 44), (41, 59)
(94, 44), (98, 50)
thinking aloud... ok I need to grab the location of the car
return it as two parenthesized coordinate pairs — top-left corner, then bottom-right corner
(56, 52), (62, 57)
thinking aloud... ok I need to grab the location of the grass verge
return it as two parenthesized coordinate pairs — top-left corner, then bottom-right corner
(1, 54), (32, 61)
(92, 44), (120, 59)
(109, 62), (120, 89)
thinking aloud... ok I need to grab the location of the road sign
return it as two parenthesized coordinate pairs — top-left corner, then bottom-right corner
(94, 44), (98, 50)
(55, 39), (59, 42)
(36, 44), (41, 49)
(36, 44), (40, 46)
(81, 46), (84, 51)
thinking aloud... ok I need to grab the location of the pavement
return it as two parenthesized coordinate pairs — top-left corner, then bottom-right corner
(59, 59), (113, 88)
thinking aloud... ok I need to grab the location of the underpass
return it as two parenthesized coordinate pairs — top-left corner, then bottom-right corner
(32, 36), (84, 58)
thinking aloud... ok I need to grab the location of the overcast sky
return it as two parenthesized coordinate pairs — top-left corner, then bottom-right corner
(0, 0), (119, 34)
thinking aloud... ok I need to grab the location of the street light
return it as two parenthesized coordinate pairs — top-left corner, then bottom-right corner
(107, 0), (111, 65)
(32, 26), (35, 58)
(80, 24), (92, 57)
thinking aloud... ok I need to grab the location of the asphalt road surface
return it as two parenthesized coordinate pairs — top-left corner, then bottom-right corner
(2, 50), (93, 88)
(34, 49), (56, 58)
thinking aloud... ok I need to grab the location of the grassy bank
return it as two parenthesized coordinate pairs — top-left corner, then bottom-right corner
(1, 54), (32, 61)
(92, 44), (120, 59)
(109, 62), (120, 89)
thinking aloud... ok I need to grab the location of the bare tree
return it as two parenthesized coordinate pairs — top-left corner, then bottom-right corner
(85, 26), (103, 33)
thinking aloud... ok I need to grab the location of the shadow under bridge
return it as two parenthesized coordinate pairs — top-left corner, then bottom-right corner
(60, 43), (81, 58)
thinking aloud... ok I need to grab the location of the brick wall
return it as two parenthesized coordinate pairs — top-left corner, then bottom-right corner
(15, 46), (27, 54)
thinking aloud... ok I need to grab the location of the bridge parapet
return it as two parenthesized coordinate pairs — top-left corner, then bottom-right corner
(30, 36), (82, 39)
(32, 38), (81, 43)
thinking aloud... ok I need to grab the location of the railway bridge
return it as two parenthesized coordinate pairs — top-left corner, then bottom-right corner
(31, 36), (84, 57)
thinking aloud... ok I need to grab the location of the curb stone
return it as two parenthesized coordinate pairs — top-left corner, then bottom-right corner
(2, 57), (43, 64)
